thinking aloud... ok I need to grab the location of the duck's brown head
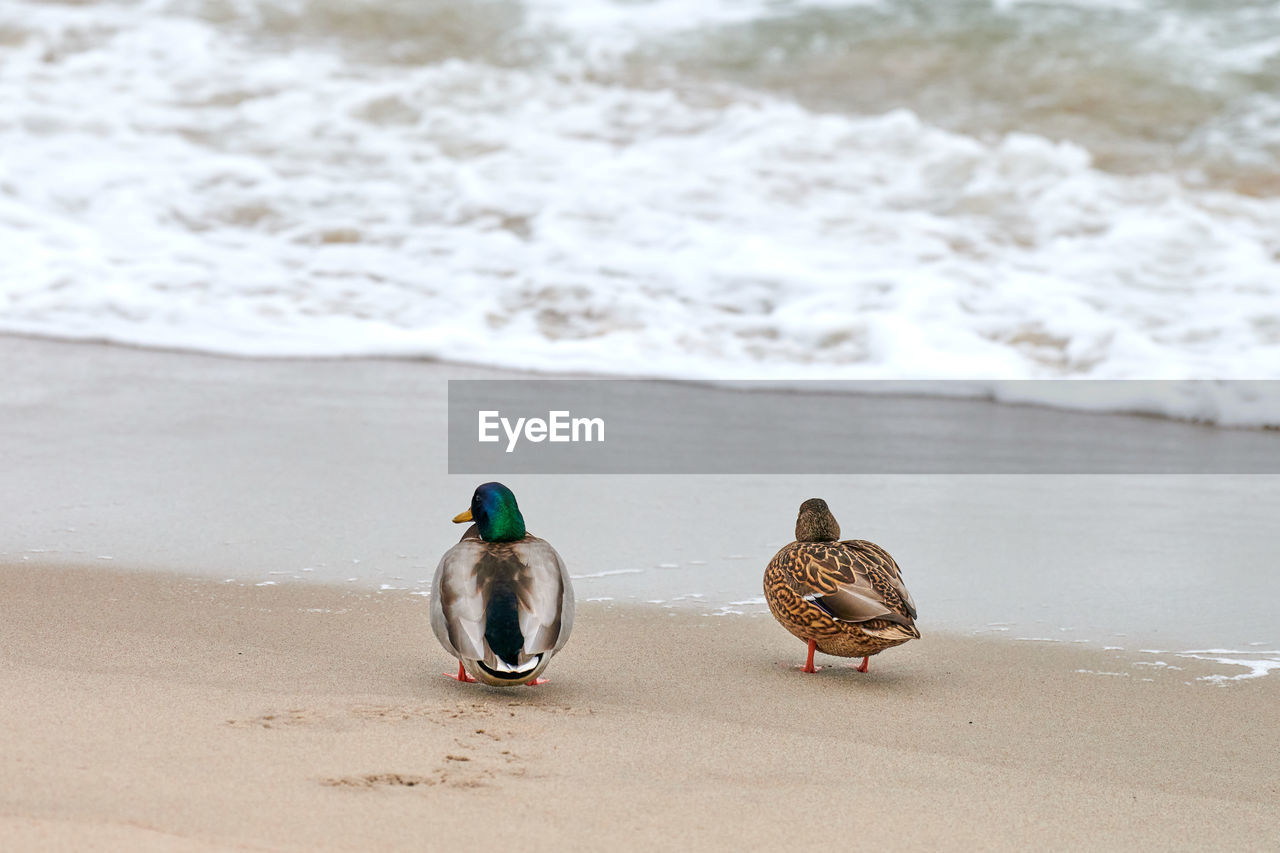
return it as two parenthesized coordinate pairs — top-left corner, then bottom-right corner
(795, 498), (840, 543)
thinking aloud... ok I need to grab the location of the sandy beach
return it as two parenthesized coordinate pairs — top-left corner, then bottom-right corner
(6, 0), (1280, 845)
(2, 337), (1279, 850)
(2, 564), (1277, 852)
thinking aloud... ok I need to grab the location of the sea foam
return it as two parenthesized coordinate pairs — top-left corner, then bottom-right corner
(3, 0), (1280, 423)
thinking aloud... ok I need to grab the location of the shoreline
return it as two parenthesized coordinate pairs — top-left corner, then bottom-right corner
(5, 331), (1279, 432)
(3, 564), (1278, 851)
(12, 557), (1278, 688)
(3, 334), (1279, 655)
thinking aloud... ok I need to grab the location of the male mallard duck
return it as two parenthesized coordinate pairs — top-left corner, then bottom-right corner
(430, 482), (574, 686)
(764, 498), (918, 673)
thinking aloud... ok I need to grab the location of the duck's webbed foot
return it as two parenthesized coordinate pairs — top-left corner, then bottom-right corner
(855, 656), (870, 673)
(445, 661), (478, 683)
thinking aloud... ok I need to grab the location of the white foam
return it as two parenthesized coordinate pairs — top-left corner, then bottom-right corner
(3, 0), (1280, 424)
(570, 568), (644, 579)
(1075, 669), (1130, 677)
(1175, 649), (1280, 683)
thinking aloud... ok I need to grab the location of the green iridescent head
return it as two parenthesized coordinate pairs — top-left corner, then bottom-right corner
(452, 482), (527, 542)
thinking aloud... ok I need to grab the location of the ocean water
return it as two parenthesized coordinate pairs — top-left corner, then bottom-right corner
(3, 0), (1280, 401)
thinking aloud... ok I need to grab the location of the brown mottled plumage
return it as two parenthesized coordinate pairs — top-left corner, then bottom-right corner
(764, 498), (919, 672)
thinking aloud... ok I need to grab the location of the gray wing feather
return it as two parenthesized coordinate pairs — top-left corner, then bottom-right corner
(510, 538), (575, 655)
(430, 540), (488, 660)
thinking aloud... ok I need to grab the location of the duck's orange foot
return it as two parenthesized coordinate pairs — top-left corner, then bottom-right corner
(524, 677), (548, 686)
(445, 661), (478, 683)
(799, 639), (821, 673)
(855, 656), (870, 673)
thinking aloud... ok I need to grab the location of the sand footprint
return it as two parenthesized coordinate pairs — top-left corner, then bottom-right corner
(320, 772), (440, 789)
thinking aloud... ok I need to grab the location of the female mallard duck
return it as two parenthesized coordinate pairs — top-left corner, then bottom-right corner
(431, 482), (574, 686)
(764, 498), (918, 673)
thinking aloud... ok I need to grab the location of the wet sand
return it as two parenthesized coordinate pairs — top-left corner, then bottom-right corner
(2, 565), (1278, 852)
(2, 335), (1278, 650)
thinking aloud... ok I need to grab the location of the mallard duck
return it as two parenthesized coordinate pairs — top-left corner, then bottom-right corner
(764, 498), (918, 673)
(430, 482), (574, 686)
